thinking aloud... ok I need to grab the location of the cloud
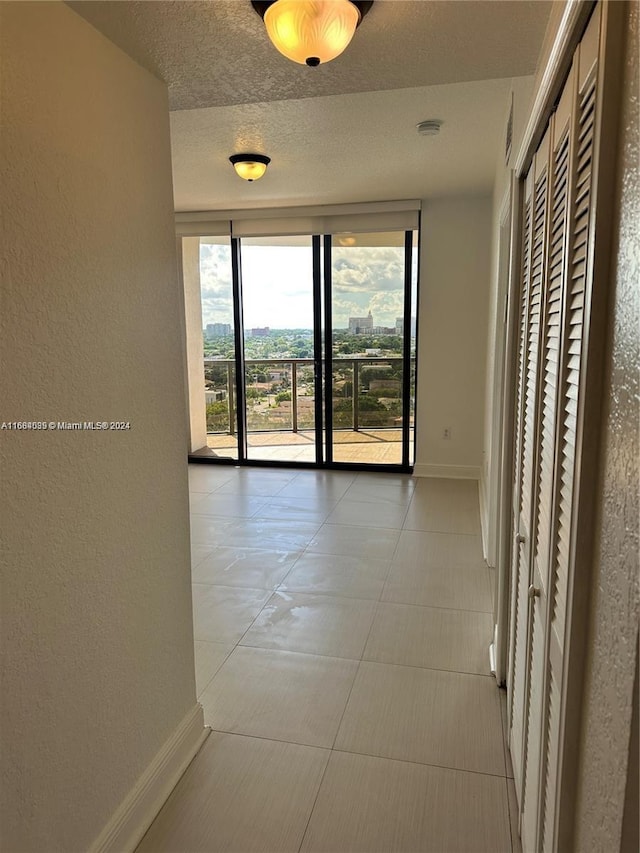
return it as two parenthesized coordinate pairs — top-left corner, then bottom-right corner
(197, 242), (409, 329)
(332, 247), (404, 298)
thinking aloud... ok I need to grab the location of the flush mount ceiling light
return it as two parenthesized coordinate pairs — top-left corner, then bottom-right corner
(229, 153), (271, 181)
(416, 120), (443, 136)
(251, 0), (373, 67)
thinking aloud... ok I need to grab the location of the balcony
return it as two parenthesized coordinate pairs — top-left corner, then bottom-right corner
(200, 357), (415, 465)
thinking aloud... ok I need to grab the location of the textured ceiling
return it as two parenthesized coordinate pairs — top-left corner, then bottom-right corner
(67, 0), (552, 210)
(171, 76), (518, 210)
(68, 0), (552, 111)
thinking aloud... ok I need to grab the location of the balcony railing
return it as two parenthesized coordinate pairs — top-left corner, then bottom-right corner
(204, 357), (415, 436)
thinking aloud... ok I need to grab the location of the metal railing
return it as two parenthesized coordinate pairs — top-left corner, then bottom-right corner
(203, 356), (414, 435)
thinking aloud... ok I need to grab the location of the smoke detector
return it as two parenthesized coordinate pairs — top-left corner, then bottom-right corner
(416, 120), (443, 136)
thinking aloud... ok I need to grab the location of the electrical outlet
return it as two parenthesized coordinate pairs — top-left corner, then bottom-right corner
(443, 427), (452, 440)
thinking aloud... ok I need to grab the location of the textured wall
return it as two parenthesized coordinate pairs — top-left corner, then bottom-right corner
(0, 4), (197, 850)
(574, 2), (640, 848)
(415, 196), (493, 474)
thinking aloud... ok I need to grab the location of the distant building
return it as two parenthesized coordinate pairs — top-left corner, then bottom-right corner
(395, 317), (417, 336)
(205, 323), (232, 337)
(348, 311), (373, 334)
(205, 389), (227, 405)
(250, 327), (270, 337)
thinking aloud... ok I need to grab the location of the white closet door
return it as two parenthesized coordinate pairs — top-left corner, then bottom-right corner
(513, 125), (551, 852)
(522, 65), (574, 853)
(507, 5), (602, 851)
(541, 8), (601, 850)
(508, 167), (534, 797)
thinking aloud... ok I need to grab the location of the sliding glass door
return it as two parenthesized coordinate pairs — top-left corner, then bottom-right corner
(199, 237), (239, 460)
(193, 229), (417, 470)
(326, 231), (415, 466)
(239, 236), (320, 464)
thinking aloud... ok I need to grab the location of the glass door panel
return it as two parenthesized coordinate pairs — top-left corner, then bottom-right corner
(330, 231), (410, 465)
(240, 236), (318, 464)
(199, 237), (238, 460)
(409, 229), (419, 466)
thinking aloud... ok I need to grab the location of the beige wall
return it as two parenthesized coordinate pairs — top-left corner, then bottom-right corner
(574, 2), (640, 848)
(0, 4), (197, 850)
(414, 195), (493, 477)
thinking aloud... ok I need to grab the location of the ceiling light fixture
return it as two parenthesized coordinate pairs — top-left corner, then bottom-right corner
(229, 153), (271, 181)
(416, 120), (443, 136)
(251, 0), (373, 67)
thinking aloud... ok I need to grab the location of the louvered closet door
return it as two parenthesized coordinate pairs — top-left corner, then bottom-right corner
(521, 67), (574, 853)
(507, 5), (602, 852)
(540, 8), (601, 851)
(507, 168), (534, 797)
(508, 124), (550, 805)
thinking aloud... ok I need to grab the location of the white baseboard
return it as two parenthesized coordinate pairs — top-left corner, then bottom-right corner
(413, 463), (482, 480)
(90, 703), (209, 853)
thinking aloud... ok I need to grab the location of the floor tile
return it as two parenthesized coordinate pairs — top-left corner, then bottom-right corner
(279, 552), (390, 600)
(241, 591), (377, 659)
(188, 465), (235, 492)
(200, 646), (358, 747)
(343, 479), (416, 506)
(306, 523), (400, 560)
(352, 472), (417, 490)
(189, 492), (268, 518)
(192, 545), (301, 589)
(194, 640), (234, 697)
(215, 471), (297, 497)
(405, 478), (481, 535)
(364, 602), (493, 675)
(392, 529), (485, 570)
(189, 516), (238, 547)
(325, 498), (408, 529)
(276, 473), (355, 501)
(301, 751), (512, 853)
(192, 584), (271, 644)
(218, 518), (321, 551)
(253, 496), (336, 525)
(335, 661), (505, 776)
(176, 467), (512, 853)
(382, 562), (493, 612)
(136, 732), (329, 853)
(190, 543), (214, 570)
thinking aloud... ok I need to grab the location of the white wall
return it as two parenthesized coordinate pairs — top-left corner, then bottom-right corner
(414, 195), (493, 478)
(0, 4), (198, 850)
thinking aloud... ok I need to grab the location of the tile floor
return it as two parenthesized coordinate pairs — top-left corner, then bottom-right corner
(137, 466), (521, 853)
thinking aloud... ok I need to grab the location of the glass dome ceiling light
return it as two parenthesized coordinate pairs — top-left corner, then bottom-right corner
(251, 0), (373, 66)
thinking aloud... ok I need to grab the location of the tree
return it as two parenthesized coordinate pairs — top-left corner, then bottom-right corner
(206, 401), (230, 432)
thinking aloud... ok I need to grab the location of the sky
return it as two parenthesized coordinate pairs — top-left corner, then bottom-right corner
(199, 242), (411, 329)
